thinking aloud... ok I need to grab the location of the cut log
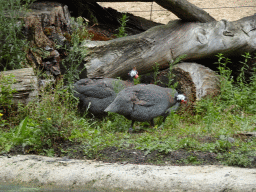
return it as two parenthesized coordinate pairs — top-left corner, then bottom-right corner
(0, 68), (38, 105)
(81, 14), (256, 79)
(140, 62), (220, 102)
(173, 63), (220, 100)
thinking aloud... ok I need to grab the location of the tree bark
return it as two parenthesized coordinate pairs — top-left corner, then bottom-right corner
(81, 14), (256, 79)
(23, 1), (73, 77)
(155, 0), (215, 22)
(173, 63), (220, 100)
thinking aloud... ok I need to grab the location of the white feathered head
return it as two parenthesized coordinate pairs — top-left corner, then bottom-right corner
(176, 94), (187, 103)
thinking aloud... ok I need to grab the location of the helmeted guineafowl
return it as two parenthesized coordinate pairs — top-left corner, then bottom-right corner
(74, 67), (138, 116)
(104, 84), (187, 132)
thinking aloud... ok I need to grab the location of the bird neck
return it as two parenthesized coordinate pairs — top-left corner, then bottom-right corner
(127, 76), (135, 83)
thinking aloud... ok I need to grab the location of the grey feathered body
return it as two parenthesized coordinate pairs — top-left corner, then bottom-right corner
(105, 84), (179, 122)
(74, 78), (132, 116)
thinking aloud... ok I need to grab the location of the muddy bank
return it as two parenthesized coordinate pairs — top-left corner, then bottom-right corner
(0, 155), (256, 191)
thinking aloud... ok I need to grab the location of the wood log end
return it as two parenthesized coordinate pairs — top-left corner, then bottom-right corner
(0, 68), (39, 105)
(173, 62), (220, 100)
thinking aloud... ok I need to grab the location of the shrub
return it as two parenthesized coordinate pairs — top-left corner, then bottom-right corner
(0, 0), (33, 70)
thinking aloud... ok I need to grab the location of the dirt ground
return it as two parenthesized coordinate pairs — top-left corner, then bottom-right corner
(98, 1), (256, 24)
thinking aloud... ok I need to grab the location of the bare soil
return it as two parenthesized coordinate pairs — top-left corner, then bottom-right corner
(7, 137), (256, 168)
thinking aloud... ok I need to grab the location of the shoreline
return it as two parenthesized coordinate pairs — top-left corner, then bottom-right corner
(1, 155), (256, 191)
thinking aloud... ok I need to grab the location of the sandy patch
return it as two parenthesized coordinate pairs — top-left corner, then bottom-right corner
(98, 1), (256, 24)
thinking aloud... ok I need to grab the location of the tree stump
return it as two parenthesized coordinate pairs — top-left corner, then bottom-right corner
(23, 1), (72, 77)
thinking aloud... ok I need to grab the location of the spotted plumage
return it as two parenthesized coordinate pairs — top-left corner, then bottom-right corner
(105, 84), (187, 133)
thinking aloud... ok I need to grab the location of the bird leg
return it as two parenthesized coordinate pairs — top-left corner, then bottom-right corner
(150, 119), (154, 127)
(157, 116), (167, 129)
(128, 120), (135, 133)
(162, 116), (167, 123)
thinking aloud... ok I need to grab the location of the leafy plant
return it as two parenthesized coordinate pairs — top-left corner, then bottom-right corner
(0, 74), (16, 109)
(112, 77), (125, 93)
(217, 151), (253, 167)
(15, 80), (80, 151)
(214, 52), (256, 113)
(0, 73), (17, 127)
(0, 0), (33, 70)
(115, 13), (129, 38)
(152, 62), (161, 85)
(169, 54), (187, 88)
(237, 52), (251, 86)
(59, 17), (88, 90)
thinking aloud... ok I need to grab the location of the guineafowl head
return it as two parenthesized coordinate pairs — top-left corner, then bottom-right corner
(128, 67), (139, 81)
(175, 94), (187, 104)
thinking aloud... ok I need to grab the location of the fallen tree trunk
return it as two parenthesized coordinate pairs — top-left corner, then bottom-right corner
(81, 14), (256, 79)
(154, 0), (216, 22)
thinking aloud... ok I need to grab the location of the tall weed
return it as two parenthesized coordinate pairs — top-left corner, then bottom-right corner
(115, 13), (129, 38)
(58, 17), (89, 89)
(12, 80), (80, 151)
(214, 52), (256, 113)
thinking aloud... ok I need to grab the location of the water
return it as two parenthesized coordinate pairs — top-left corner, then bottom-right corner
(0, 182), (145, 192)
(0, 182), (101, 192)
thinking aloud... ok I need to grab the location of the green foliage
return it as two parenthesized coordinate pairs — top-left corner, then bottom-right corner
(115, 14), (129, 38)
(112, 77), (125, 93)
(178, 137), (200, 150)
(0, 117), (41, 152)
(59, 17), (88, 89)
(237, 52), (251, 86)
(0, 0), (33, 70)
(5, 80), (81, 152)
(213, 52), (256, 113)
(152, 62), (161, 85)
(167, 54), (187, 88)
(217, 151), (253, 167)
(134, 134), (178, 155)
(133, 75), (140, 85)
(0, 74), (17, 127)
(151, 54), (187, 88)
(0, 74), (16, 108)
